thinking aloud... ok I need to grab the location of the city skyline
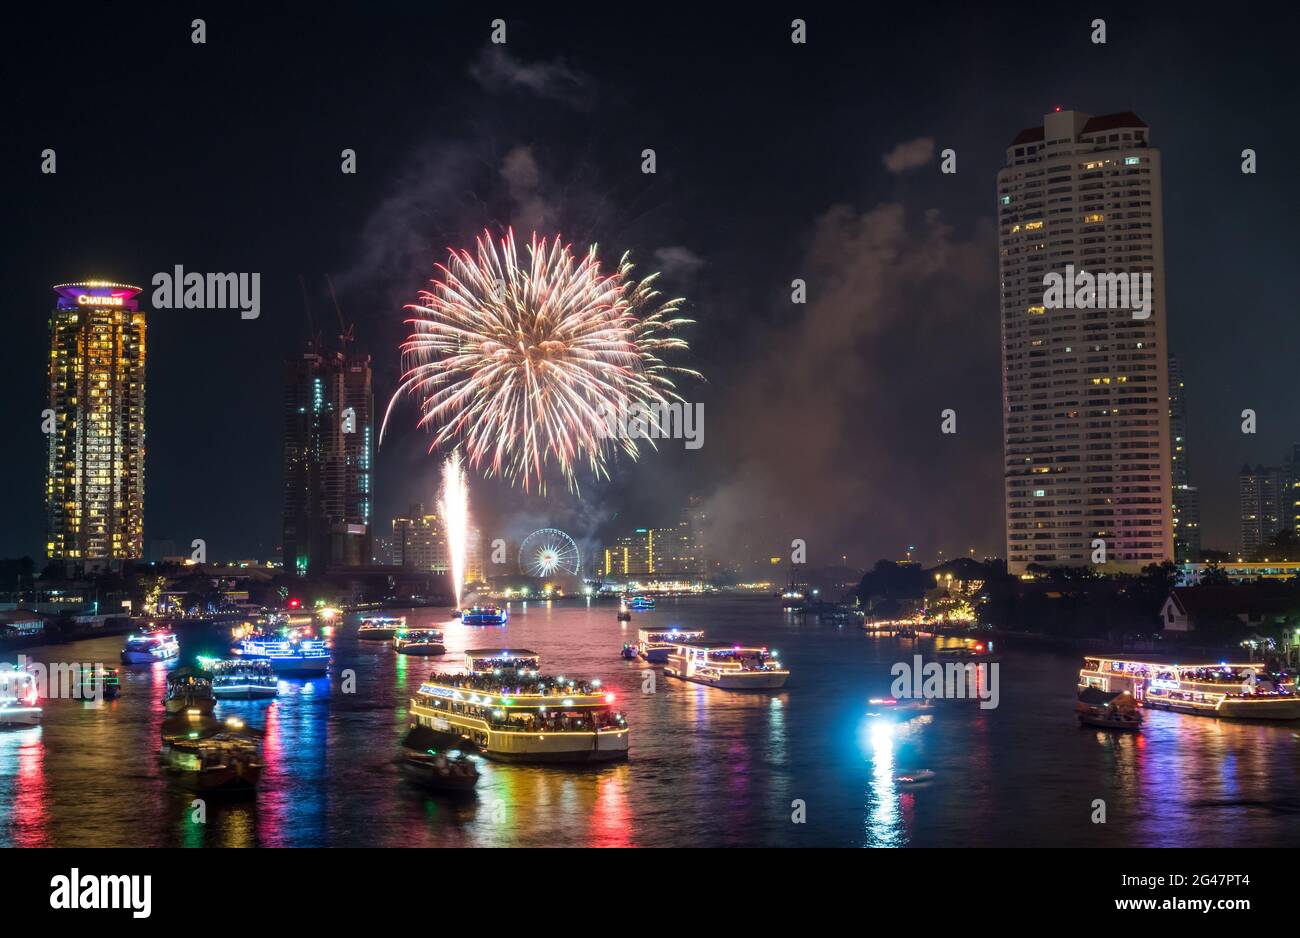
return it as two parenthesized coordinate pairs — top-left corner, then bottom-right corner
(6, 8), (1299, 568)
(8, 1), (1300, 885)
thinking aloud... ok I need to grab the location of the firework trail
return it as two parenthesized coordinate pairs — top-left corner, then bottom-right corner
(381, 228), (699, 493)
(438, 454), (469, 610)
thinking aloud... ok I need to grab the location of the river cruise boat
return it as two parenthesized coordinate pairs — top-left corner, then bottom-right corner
(205, 658), (278, 699)
(121, 631), (180, 664)
(358, 615), (405, 640)
(460, 606), (508, 626)
(394, 627), (446, 656)
(1079, 655), (1300, 720)
(637, 626), (705, 663)
(664, 641), (789, 690)
(238, 636), (330, 676)
(0, 668), (41, 727)
(165, 666), (215, 715)
(628, 596), (656, 611)
(408, 649), (628, 764)
(1075, 686), (1142, 731)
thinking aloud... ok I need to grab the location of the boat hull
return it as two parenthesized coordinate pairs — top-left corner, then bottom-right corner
(664, 667), (788, 690)
(122, 649), (177, 664)
(259, 657), (329, 676)
(1144, 696), (1300, 720)
(165, 697), (215, 715)
(357, 629), (398, 641)
(0, 708), (42, 727)
(640, 648), (670, 663)
(165, 761), (263, 793)
(398, 754), (479, 792)
(410, 706), (629, 764)
(1077, 714), (1140, 731)
(212, 685), (278, 699)
(396, 643), (446, 656)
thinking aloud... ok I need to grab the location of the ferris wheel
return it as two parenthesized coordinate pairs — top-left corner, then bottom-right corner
(518, 528), (581, 577)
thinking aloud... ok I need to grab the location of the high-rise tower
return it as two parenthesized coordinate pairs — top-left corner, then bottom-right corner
(998, 111), (1172, 572)
(47, 282), (147, 568)
(282, 348), (373, 574)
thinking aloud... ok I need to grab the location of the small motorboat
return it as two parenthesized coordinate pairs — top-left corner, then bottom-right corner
(394, 627), (447, 656)
(868, 696), (932, 714)
(0, 668), (41, 727)
(161, 717), (264, 794)
(80, 665), (121, 701)
(617, 604), (632, 622)
(1076, 686), (1142, 731)
(164, 666), (215, 715)
(621, 643), (638, 660)
(397, 746), (479, 793)
(895, 769), (936, 785)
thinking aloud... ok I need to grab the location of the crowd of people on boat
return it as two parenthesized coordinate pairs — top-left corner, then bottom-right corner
(428, 671), (602, 698)
(470, 657), (540, 673)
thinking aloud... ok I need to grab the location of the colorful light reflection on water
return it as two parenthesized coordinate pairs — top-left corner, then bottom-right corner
(3, 597), (1300, 847)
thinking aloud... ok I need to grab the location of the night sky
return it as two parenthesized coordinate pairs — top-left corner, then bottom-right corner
(4, 5), (1299, 566)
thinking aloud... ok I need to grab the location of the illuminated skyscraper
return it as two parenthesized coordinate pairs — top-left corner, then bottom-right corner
(282, 348), (373, 574)
(47, 282), (147, 568)
(999, 110), (1172, 572)
(1168, 353), (1200, 563)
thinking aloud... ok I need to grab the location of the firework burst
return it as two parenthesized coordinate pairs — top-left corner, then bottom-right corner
(381, 228), (699, 492)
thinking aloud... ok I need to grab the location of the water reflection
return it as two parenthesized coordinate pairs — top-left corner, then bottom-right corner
(5, 599), (1300, 847)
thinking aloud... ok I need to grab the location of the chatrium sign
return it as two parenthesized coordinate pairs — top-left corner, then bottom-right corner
(53, 282), (142, 312)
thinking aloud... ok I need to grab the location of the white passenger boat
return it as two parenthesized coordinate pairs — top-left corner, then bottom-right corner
(1079, 655), (1300, 720)
(121, 631), (180, 664)
(664, 641), (789, 689)
(408, 649), (628, 764)
(358, 615), (405, 640)
(0, 668), (41, 727)
(637, 626), (705, 663)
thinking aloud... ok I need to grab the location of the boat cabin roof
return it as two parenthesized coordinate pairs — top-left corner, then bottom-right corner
(1085, 654), (1256, 669)
(675, 641), (768, 652)
(638, 627), (704, 639)
(465, 648), (538, 658)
